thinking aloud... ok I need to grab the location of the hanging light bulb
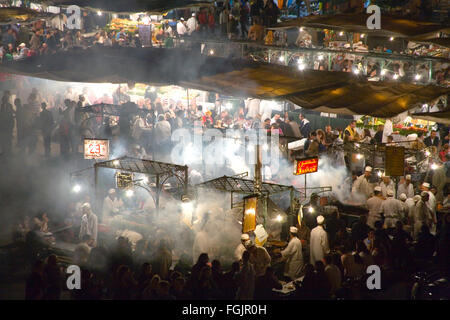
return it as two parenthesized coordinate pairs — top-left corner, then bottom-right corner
(393, 74), (399, 80)
(298, 63), (305, 70)
(389, 37), (394, 41)
(339, 31), (344, 36)
(380, 69), (386, 76)
(360, 33), (365, 38)
(318, 54), (324, 61)
(279, 56), (285, 62)
(415, 74), (422, 80)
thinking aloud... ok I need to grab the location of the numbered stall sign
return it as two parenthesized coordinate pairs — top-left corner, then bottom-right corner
(84, 139), (109, 160)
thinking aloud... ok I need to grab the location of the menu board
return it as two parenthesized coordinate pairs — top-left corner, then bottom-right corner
(138, 25), (152, 47)
(385, 146), (405, 176)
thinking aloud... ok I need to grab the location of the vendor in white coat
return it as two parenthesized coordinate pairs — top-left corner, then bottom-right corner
(379, 175), (395, 198)
(102, 188), (123, 223)
(310, 215), (330, 264)
(234, 234), (250, 262)
(79, 203), (98, 247)
(280, 226), (304, 280)
(352, 166), (374, 200)
(379, 189), (404, 229)
(366, 186), (384, 229)
(397, 175), (414, 199)
(420, 182), (437, 233)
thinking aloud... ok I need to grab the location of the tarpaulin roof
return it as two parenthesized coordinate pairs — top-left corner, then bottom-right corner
(0, 46), (448, 118)
(275, 14), (450, 39)
(31, 0), (214, 14)
(410, 108), (450, 125)
(0, 7), (53, 25)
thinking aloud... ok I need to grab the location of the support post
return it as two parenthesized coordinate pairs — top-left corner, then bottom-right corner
(156, 174), (160, 217)
(94, 164), (99, 217)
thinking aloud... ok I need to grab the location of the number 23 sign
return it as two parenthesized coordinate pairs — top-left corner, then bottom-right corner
(84, 139), (109, 160)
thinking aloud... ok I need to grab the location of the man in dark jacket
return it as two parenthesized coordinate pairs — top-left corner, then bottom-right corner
(424, 130), (440, 147)
(299, 113), (311, 138)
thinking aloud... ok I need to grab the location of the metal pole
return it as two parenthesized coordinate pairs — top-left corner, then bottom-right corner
(184, 165), (188, 197)
(156, 174), (160, 216)
(94, 164), (99, 218)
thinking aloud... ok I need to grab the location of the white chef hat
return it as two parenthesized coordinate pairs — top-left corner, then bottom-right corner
(316, 215), (325, 225)
(108, 188), (116, 194)
(374, 186), (382, 192)
(405, 174), (411, 180)
(422, 182), (430, 189)
(365, 166), (372, 172)
(81, 202), (91, 209)
(241, 234), (250, 241)
(399, 193), (407, 201)
(290, 226), (298, 233)
(387, 189), (394, 197)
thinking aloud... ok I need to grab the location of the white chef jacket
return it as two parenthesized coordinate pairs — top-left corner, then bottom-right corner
(79, 213), (98, 244)
(379, 197), (404, 228)
(397, 182), (414, 199)
(352, 175), (373, 199)
(281, 236), (304, 280)
(234, 243), (246, 261)
(366, 196), (384, 229)
(177, 22), (187, 35)
(186, 17), (198, 35)
(382, 119), (393, 143)
(379, 180), (396, 198)
(310, 225), (329, 264)
(102, 196), (123, 222)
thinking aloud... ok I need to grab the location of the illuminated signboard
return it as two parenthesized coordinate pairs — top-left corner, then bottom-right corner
(243, 195), (257, 233)
(84, 139), (109, 160)
(116, 172), (133, 189)
(294, 157), (319, 175)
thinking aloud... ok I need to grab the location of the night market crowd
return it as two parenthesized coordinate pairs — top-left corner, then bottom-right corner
(0, 81), (448, 299)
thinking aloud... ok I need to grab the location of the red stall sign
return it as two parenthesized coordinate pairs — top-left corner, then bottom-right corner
(84, 139), (109, 160)
(294, 157), (319, 175)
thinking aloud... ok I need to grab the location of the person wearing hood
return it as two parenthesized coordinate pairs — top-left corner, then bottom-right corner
(421, 182), (437, 233)
(279, 226), (304, 280)
(309, 215), (329, 264)
(412, 193), (433, 240)
(399, 193), (415, 226)
(234, 234), (250, 262)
